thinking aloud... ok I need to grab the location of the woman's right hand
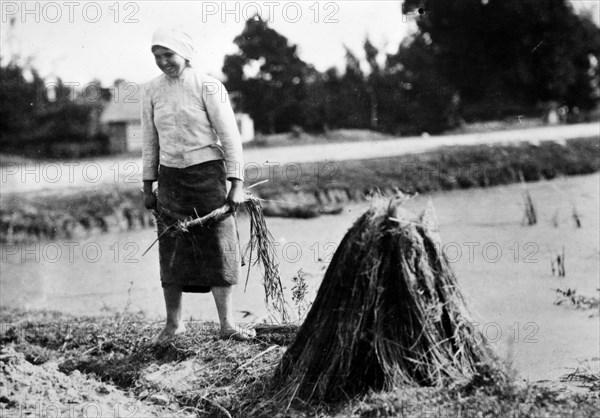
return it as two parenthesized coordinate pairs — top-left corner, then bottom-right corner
(144, 191), (158, 211)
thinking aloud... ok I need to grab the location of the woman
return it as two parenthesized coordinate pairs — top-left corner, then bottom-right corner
(142, 27), (253, 343)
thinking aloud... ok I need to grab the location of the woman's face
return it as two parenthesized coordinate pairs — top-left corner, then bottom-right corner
(152, 46), (187, 78)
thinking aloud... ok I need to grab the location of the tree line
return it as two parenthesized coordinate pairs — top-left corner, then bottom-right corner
(1, 0), (598, 158)
(224, 0), (599, 134)
(0, 60), (111, 158)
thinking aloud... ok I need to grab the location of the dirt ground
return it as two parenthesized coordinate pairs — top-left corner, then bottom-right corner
(1, 308), (598, 417)
(0, 345), (189, 417)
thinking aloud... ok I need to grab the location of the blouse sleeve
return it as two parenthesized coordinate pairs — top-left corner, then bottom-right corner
(141, 82), (159, 181)
(203, 79), (244, 181)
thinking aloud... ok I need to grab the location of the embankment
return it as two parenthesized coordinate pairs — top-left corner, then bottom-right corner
(1, 137), (598, 243)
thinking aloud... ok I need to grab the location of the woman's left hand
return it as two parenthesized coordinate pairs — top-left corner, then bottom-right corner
(226, 179), (245, 211)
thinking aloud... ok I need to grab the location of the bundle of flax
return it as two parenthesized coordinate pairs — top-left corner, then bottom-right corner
(272, 196), (497, 402)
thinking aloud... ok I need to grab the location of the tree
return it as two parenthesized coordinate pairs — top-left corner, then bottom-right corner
(0, 58), (109, 157)
(380, 32), (458, 134)
(402, 0), (600, 120)
(222, 16), (321, 133)
(364, 38), (381, 129)
(338, 46), (371, 129)
(0, 59), (42, 142)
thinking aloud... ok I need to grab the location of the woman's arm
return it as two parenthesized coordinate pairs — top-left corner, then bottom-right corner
(203, 79), (244, 183)
(226, 178), (244, 209)
(203, 79), (245, 208)
(141, 82), (159, 210)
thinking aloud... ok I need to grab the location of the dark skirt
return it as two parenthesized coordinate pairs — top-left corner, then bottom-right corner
(157, 160), (240, 293)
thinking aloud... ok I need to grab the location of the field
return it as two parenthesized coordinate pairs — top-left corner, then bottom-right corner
(1, 172), (599, 416)
(1, 130), (599, 416)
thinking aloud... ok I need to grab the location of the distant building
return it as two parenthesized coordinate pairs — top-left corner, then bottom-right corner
(235, 113), (255, 143)
(100, 84), (254, 153)
(100, 88), (142, 153)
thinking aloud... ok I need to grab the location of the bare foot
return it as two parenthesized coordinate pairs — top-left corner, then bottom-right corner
(149, 322), (186, 346)
(219, 326), (256, 341)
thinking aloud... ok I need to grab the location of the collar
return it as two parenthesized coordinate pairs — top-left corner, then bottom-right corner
(164, 66), (190, 83)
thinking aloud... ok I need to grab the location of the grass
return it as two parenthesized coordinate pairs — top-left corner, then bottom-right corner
(251, 137), (600, 198)
(0, 185), (154, 243)
(555, 288), (600, 313)
(1, 137), (598, 244)
(1, 307), (599, 417)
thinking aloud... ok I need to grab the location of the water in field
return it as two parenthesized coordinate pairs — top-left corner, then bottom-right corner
(2, 173), (599, 383)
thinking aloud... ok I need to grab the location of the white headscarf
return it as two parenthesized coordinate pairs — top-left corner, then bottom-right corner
(151, 27), (195, 61)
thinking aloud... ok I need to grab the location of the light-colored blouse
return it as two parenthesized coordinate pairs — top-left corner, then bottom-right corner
(141, 67), (244, 181)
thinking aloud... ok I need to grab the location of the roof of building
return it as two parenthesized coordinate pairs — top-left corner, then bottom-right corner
(100, 84), (142, 123)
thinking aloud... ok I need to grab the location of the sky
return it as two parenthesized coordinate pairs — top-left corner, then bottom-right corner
(0, 1), (416, 86)
(1, 1), (598, 87)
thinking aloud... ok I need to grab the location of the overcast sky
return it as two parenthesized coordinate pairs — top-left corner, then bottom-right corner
(1, 1), (598, 87)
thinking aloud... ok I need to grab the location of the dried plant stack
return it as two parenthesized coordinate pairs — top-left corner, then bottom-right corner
(272, 197), (497, 402)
